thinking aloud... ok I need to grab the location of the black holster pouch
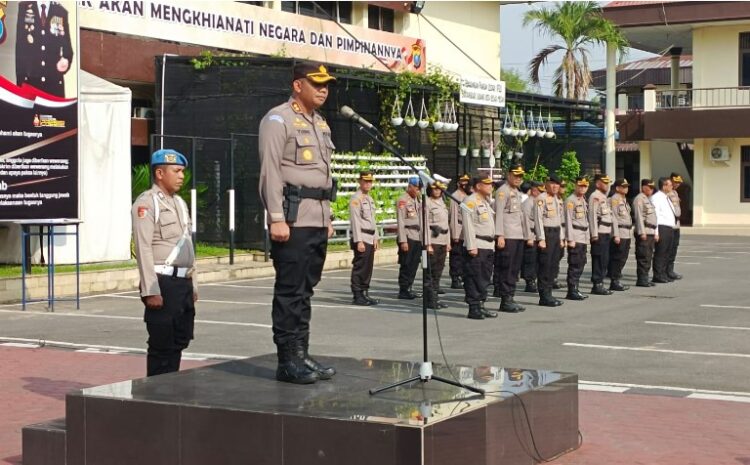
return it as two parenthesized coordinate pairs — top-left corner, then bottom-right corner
(329, 178), (338, 201)
(430, 225), (441, 238)
(282, 185), (301, 223)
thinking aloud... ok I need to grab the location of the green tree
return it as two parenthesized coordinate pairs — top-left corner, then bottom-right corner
(500, 68), (531, 93)
(523, 1), (628, 100)
(558, 150), (582, 197)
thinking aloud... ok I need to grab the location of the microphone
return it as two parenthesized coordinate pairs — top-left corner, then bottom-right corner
(340, 105), (376, 130)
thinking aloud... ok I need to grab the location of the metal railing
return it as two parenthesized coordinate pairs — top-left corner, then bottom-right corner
(656, 86), (750, 110)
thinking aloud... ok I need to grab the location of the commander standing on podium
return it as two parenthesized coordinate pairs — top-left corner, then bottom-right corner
(258, 62), (337, 385)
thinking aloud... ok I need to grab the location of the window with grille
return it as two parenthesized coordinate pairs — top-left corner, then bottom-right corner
(368, 5), (394, 32)
(742, 146), (750, 202)
(281, 1), (352, 24)
(740, 33), (750, 86)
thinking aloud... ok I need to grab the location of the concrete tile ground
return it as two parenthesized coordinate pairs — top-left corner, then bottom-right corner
(2, 346), (749, 465)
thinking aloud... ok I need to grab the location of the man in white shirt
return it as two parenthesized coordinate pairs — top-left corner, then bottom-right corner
(650, 177), (676, 283)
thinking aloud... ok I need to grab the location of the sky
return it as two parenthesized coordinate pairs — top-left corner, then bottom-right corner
(500, 1), (657, 95)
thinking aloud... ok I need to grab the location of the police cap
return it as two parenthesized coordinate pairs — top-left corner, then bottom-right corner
(151, 149), (188, 168)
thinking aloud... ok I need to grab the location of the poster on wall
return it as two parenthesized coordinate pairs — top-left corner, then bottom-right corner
(0, 1), (79, 221)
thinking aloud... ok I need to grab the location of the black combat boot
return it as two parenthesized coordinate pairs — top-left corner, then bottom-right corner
(451, 277), (463, 289)
(398, 287), (417, 299)
(667, 264), (683, 280)
(591, 283), (613, 295)
(566, 286), (586, 300)
(609, 280), (630, 291)
(508, 294), (526, 312)
(363, 290), (380, 305)
(276, 343), (319, 384)
(352, 291), (373, 306)
(467, 304), (485, 320)
(479, 301), (498, 318)
(524, 280), (538, 293)
(499, 296), (520, 313)
(297, 339), (335, 380)
(539, 289), (564, 307)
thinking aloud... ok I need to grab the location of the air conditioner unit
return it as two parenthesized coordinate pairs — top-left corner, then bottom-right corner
(710, 146), (730, 162)
(135, 107), (155, 119)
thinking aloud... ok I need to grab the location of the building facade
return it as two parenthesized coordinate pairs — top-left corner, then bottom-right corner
(603, 0), (750, 226)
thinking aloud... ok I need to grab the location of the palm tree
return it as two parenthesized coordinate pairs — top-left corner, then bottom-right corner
(523, 1), (628, 100)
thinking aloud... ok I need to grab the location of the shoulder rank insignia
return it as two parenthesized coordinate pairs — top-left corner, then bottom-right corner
(291, 101), (302, 113)
(567, 202), (574, 210)
(537, 200), (544, 206)
(612, 199), (619, 206)
(466, 201), (475, 209)
(351, 198), (359, 207)
(498, 192), (505, 199)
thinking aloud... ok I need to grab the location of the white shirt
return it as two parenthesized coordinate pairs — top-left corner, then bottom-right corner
(650, 190), (676, 229)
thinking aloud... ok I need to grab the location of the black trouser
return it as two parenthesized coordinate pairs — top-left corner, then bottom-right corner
(668, 228), (681, 273)
(608, 236), (631, 281)
(425, 244), (448, 302)
(566, 243), (588, 288)
(398, 238), (422, 290)
(145, 275), (195, 377)
(554, 243), (564, 282)
(449, 240), (465, 279)
(350, 241), (375, 292)
(494, 238), (525, 297)
(270, 227), (327, 347)
(590, 233), (611, 284)
(536, 228), (561, 291)
(463, 248), (494, 305)
(653, 225), (674, 280)
(635, 235), (655, 283)
(521, 242), (538, 282)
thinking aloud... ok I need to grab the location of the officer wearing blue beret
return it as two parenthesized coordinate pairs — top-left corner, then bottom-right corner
(131, 149), (197, 377)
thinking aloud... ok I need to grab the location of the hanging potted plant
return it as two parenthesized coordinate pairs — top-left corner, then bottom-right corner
(391, 94), (403, 126)
(417, 94), (430, 129)
(481, 139), (491, 158)
(404, 95), (417, 127)
(432, 98), (444, 131)
(458, 131), (468, 156)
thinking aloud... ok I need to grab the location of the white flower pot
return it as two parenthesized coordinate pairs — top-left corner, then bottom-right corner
(502, 127), (512, 136)
(527, 130), (537, 137)
(391, 117), (403, 126)
(418, 120), (430, 129)
(471, 149), (480, 158)
(405, 117), (417, 127)
(433, 121), (445, 131)
(482, 149), (491, 158)
(458, 147), (468, 156)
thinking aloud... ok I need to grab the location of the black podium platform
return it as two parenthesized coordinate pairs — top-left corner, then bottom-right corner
(26, 354), (579, 465)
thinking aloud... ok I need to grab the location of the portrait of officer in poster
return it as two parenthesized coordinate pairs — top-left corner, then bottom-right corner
(15, 1), (74, 97)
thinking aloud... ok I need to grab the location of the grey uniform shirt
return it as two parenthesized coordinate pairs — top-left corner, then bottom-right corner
(588, 189), (617, 239)
(350, 190), (378, 245)
(610, 193), (632, 237)
(494, 184), (526, 240)
(397, 192), (422, 243)
(427, 197), (450, 246)
(462, 193), (496, 251)
(132, 185), (196, 297)
(531, 192), (564, 241)
(633, 193), (658, 236)
(668, 190), (681, 229)
(522, 195), (537, 240)
(449, 189), (467, 241)
(258, 98), (334, 228)
(565, 194), (590, 245)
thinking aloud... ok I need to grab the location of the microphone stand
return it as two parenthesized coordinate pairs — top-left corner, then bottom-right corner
(349, 118), (484, 397)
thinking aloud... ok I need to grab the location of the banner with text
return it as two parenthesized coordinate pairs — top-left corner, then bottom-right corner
(0, 1), (79, 220)
(79, 0), (426, 73)
(460, 76), (505, 108)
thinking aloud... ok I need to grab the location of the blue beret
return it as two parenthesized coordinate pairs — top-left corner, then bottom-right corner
(151, 149), (188, 167)
(408, 176), (422, 186)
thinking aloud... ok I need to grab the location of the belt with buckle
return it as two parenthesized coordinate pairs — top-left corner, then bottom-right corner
(361, 228), (375, 235)
(154, 265), (190, 278)
(476, 235), (494, 242)
(572, 225), (588, 231)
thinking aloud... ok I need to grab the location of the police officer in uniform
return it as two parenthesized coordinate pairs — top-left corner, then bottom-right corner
(425, 181), (450, 309)
(462, 176), (499, 320)
(397, 176), (423, 299)
(493, 164), (527, 313)
(565, 177), (591, 300)
(449, 174), (471, 289)
(588, 174), (616, 296)
(258, 62), (337, 384)
(132, 149), (197, 377)
(667, 172), (683, 280)
(16, 1), (73, 97)
(531, 175), (565, 307)
(349, 171), (379, 306)
(633, 179), (658, 287)
(521, 180), (543, 293)
(607, 178), (632, 291)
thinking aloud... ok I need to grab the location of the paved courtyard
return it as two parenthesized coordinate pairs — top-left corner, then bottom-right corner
(2, 234), (750, 464)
